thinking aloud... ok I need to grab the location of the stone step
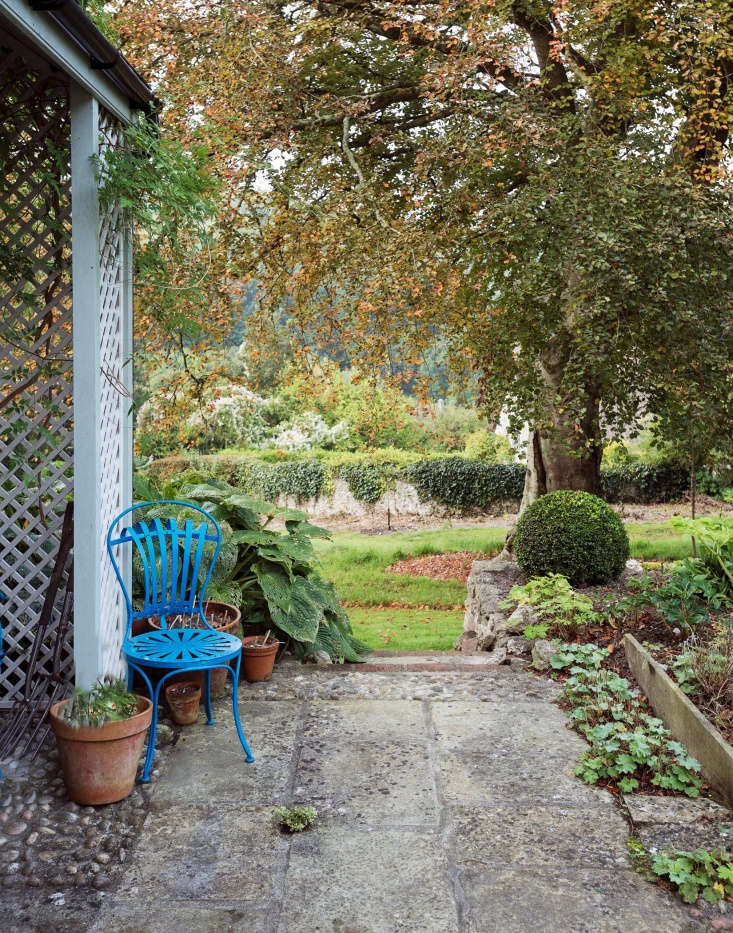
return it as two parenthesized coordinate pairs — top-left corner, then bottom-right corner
(334, 650), (507, 673)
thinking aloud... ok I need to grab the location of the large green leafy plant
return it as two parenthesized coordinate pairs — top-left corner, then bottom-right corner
(132, 479), (368, 663)
(671, 516), (733, 596)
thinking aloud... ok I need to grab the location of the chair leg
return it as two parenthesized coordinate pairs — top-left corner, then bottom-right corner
(204, 669), (214, 725)
(229, 654), (254, 763)
(140, 668), (168, 783)
(130, 663), (156, 784)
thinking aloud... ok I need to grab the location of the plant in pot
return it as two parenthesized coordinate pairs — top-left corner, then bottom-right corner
(241, 630), (281, 683)
(49, 679), (152, 806)
(149, 600), (242, 699)
(179, 480), (370, 664)
(165, 679), (202, 724)
(130, 478), (369, 672)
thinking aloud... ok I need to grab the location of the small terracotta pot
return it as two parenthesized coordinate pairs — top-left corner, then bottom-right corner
(241, 636), (280, 683)
(165, 681), (201, 725)
(49, 696), (153, 806)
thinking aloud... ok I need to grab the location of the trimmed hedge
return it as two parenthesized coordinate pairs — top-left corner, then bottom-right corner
(143, 450), (699, 510)
(600, 461), (689, 504)
(405, 458), (525, 508)
(514, 490), (630, 585)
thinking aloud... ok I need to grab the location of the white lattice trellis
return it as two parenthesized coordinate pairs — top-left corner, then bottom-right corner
(0, 47), (74, 706)
(97, 109), (126, 680)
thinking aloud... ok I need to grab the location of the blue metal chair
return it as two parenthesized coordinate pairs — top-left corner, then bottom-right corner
(107, 499), (254, 782)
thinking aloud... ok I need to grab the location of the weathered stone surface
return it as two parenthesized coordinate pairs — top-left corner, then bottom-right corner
(475, 612), (507, 651)
(506, 635), (532, 657)
(150, 700), (300, 809)
(432, 699), (591, 805)
(459, 866), (696, 933)
(639, 821), (733, 855)
(89, 904), (265, 933)
(114, 803), (287, 904)
(505, 603), (536, 633)
(621, 558), (645, 582)
(626, 795), (733, 826)
(460, 557), (525, 654)
(625, 791), (733, 858)
(293, 700), (439, 825)
(282, 827), (456, 933)
(532, 638), (557, 670)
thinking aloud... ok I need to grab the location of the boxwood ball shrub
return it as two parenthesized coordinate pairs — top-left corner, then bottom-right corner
(514, 490), (630, 585)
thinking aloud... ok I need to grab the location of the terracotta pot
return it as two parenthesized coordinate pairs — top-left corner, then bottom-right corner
(149, 600), (241, 636)
(151, 602), (242, 699)
(241, 636), (280, 683)
(49, 696), (153, 806)
(165, 681), (201, 725)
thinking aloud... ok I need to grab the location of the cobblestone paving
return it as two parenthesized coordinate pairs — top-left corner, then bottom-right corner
(0, 660), (722, 932)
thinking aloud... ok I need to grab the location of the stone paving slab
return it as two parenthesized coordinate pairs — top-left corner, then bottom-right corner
(113, 803), (287, 904)
(294, 701), (439, 825)
(432, 700), (593, 805)
(638, 821), (733, 855)
(281, 827), (457, 933)
(151, 700), (300, 808)
(626, 796), (733, 825)
(458, 865), (700, 933)
(446, 804), (631, 870)
(89, 904), (268, 933)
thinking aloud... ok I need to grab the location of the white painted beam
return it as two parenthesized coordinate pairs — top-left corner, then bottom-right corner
(0, 0), (132, 124)
(70, 83), (103, 688)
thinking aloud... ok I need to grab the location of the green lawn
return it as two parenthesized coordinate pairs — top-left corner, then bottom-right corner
(316, 522), (693, 652)
(314, 527), (506, 609)
(347, 607), (464, 651)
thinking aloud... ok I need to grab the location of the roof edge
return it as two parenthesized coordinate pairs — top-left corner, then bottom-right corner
(30, 0), (159, 115)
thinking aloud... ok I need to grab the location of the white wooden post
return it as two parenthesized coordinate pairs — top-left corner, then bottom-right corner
(70, 83), (103, 689)
(120, 222), (134, 651)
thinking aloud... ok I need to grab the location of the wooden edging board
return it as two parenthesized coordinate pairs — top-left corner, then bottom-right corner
(624, 634), (733, 808)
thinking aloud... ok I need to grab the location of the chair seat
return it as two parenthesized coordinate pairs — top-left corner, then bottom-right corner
(124, 629), (242, 669)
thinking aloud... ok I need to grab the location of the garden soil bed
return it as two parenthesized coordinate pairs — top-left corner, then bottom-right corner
(386, 551), (496, 582)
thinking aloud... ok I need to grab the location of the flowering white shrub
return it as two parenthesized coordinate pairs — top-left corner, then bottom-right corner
(189, 385), (269, 449)
(270, 411), (349, 452)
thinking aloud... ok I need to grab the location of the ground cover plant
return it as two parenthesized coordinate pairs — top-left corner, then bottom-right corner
(275, 806), (318, 834)
(549, 643), (703, 797)
(501, 574), (599, 638)
(651, 848), (733, 904)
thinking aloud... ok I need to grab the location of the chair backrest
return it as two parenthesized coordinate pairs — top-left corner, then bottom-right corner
(107, 499), (222, 637)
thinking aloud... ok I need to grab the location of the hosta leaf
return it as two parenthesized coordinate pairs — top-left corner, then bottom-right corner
(286, 520), (331, 539)
(267, 577), (322, 644)
(231, 530), (283, 547)
(182, 481), (230, 502)
(254, 561), (294, 609)
(224, 493), (278, 517)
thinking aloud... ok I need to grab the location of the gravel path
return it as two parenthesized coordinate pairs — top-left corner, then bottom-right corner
(0, 660), (721, 932)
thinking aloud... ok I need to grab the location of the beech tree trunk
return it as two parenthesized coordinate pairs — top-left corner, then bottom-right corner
(520, 422), (602, 512)
(501, 342), (603, 559)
